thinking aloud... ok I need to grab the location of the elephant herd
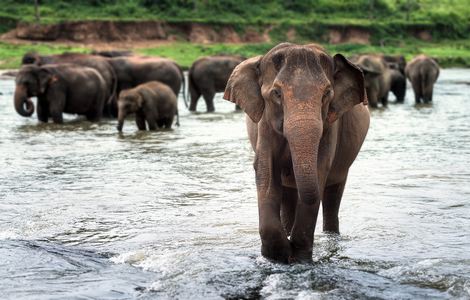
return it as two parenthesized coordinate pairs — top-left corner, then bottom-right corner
(14, 51), (244, 130)
(11, 42), (442, 263)
(351, 53), (440, 107)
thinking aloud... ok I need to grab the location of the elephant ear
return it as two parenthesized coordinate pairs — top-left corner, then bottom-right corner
(38, 68), (54, 94)
(328, 54), (368, 124)
(223, 56), (264, 123)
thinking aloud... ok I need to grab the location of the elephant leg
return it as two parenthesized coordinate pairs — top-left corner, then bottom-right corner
(322, 180), (347, 233)
(135, 111), (146, 130)
(202, 90), (216, 112)
(36, 98), (49, 123)
(86, 105), (102, 122)
(280, 186), (297, 237)
(157, 119), (165, 128)
(411, 79), (422, 104)
(189, 87), (200, 112)
(255, 154), (291, 263)
(145, 111), (157, 131)
(423, 84), (434, 103)
(51, 112), (63, 124)
(381, 92), (389, 107)
(164, 118), (174, 128)
(47, 89), (65, 124)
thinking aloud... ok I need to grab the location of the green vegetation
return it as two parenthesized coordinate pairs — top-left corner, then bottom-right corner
(0, 42), (86, 69)
(139, 40), (470, 68)
(2, 0), (470, 28)
(1, 40), (469, 70)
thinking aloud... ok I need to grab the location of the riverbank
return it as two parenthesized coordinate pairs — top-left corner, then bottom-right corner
(1, 39), (470, 70)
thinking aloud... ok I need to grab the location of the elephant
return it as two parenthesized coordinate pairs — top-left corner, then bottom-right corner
(382, 55), (407, 75)
(188, 55), (245, 112)
(117, 81), (179, 132)
(388, 63), (407, 103)
(106, 56), (186, 108)
(352, 55), (392, 108)
(223, 43), (370, 263)
(90, 50), (133, 57)
(405, 55), (440, 104)
(14, 64), (106, 123)
(22, 52), (118, 117)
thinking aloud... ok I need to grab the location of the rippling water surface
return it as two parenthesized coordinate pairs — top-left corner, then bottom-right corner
(1, 70), (469, 299)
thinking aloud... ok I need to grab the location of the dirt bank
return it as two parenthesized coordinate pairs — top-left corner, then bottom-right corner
(1, 21), (272, 46)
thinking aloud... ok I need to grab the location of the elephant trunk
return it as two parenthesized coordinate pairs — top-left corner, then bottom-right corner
(14, 84), (35, 117)
(284, 114), (322, 258)
(117, 110), (125, 132)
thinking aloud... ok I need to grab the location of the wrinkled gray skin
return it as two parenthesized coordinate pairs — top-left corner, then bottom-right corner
(188, 55), (245, 112)
(117, 81), (179, 132)
(14, 64), (106, 123)
(224, 43), (370, 263)
(405, 55), (440, 104)
(22, 52), (118, 117)
(352, 55), (392, 108)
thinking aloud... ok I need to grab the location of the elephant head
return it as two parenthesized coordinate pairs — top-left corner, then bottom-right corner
(354, 56), (385, 107)
(116, 89), (143, 132)
(224, 43), (367, 215)
(21, 51), (41, 65)
(14, 65), (55, 117)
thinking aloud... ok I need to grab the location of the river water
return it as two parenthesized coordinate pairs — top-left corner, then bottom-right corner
(0, 69), (469, 299)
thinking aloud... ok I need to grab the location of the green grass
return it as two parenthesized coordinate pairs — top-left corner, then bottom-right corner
(1, 40), (469, 70)
(0, 42), (86, 69)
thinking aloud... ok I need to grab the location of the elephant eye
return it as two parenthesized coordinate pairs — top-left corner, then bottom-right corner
(323, 88), (334, 102)
(271, 88), (282, 103)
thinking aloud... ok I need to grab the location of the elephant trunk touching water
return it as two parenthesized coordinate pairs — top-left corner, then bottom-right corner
(14, 84), (35, 117)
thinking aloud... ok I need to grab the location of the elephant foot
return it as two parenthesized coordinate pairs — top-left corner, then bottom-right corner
(207, 108), (215, 113)
(261, 239), (292, 264)
(290, 244), (313, 263)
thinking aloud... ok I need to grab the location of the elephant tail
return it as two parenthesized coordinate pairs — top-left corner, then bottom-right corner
(188, 65), (199, 103)
(176, 64), (188, 108)
(175, 107), (180, 127)
(105, 61), (119, 117)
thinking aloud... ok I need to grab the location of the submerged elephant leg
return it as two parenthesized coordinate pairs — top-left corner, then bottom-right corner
(36, 97), (49, 123)
(381, 92), (389, 107)
(281, 187), (298, 237)
(423, 84), (434, 103)
(202, 90), (215, 112)
(135, 111), (147, 130)
(411, 79), (422, 104)
(145, 114), (157, 131)
(189, 87), (200, 112)
(255, 150), (292, 263)
(322, 180), (347, 233)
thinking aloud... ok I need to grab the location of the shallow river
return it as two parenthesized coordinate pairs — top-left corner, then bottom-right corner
(1, 69), (469, 299)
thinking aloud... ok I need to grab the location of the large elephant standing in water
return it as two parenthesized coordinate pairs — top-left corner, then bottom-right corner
(223, 43), (370, 263)
(405, 55), (440, 104)
(352, 55), (392, 108)
(106, 56), (186, 113)
(188, 55), (244, 112)
(22, 52), (117, 117)
(14, 64), (106, 123)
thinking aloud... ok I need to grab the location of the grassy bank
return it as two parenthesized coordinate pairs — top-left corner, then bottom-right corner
(1, 39), (469, 70)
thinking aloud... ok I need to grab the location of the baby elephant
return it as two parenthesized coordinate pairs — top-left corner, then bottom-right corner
(117, 81), (179, 132)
